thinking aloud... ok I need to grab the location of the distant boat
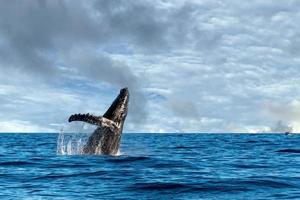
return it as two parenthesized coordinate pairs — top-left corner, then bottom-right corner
(285, 131), (291, 135)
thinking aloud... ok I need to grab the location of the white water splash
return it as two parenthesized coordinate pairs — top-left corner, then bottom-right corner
(114, 149), (122, 157)
(57, 122), (95, 155)
(57, 122), (123, 156)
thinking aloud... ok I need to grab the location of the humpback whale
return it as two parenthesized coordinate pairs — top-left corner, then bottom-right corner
(68, 88), (129, 155)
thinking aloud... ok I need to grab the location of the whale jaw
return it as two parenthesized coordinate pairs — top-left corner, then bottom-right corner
(68, 88), (129, 155)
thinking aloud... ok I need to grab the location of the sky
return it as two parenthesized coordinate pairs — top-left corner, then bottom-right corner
(0, 0), (300, 133)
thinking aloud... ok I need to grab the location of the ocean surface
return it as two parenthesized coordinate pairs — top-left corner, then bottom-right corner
(0, 133), (299, 199)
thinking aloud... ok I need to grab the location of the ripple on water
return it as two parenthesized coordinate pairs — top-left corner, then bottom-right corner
(33, 170), (108, 180)
(105, 156), (150, 163)
(0, 133), (300, 200)
(276, 149), (300, 153)
(0, 161), (35, 166)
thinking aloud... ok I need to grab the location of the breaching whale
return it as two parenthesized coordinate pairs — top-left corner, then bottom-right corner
(68, 88), (129, 155)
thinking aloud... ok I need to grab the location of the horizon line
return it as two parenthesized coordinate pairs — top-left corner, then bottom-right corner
(0, 132), (298, 134)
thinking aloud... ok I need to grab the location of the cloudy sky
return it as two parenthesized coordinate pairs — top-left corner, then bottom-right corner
(0, 0), (300, 133)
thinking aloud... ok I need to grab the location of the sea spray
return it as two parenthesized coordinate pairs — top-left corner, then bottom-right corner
(57, 122), (96, 155)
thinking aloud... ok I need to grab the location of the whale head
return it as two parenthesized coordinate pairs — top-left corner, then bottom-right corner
(103, 87), (129, 125)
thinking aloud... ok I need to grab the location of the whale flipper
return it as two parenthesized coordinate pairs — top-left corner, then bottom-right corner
(68, 113), (117, 128)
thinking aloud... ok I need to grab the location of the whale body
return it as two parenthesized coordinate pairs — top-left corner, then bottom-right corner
(68, 88), (129, 155)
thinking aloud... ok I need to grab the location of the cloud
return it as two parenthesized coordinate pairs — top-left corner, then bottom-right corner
(0, 0), (300, 132)
(168, 98), (199, 119)
(263, 100), (300, 122)
(0, 120), (55, 133)
(263, 100), (300, 133)
(269, 121), (293, 133)
(0, 0), (148, 127)
(65, 47), (147, 124)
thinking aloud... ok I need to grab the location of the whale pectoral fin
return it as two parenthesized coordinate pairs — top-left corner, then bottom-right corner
(68, 113), (102, 126)
(68, 113), (117, 128)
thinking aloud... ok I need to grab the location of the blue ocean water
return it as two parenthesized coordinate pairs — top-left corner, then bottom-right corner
(0, 133), (299, 199)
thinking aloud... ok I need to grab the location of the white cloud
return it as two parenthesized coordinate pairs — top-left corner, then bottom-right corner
(0, 120), (55, 133)
(0, 0), (300, 133)
(263, 100), (300, 133)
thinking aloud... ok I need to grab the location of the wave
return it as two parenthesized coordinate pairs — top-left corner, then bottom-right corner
(130, 182), (188, 190)
(276, 149), (300, 153)
(33, 170), (108, 180)
(174, 146), (203, 149)
(106, 156), (150, 163)
(130, 178), (296, 192)
(0, 161), (34, 166)
(130, 182), (251, 193)
(232, 164), (270, 169)
(239, 179), (295, 188)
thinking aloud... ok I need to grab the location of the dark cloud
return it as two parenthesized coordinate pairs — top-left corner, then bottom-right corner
(93, 0), (171, 51)
(0, 0), (150, 124)
(66, 49), (146, 124)
(0, 0), (212, 127)
(0, 1), (98, 76)
(0, 0), (227, 75)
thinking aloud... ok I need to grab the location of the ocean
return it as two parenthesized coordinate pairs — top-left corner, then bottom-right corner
(0, 133), (299, 199)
